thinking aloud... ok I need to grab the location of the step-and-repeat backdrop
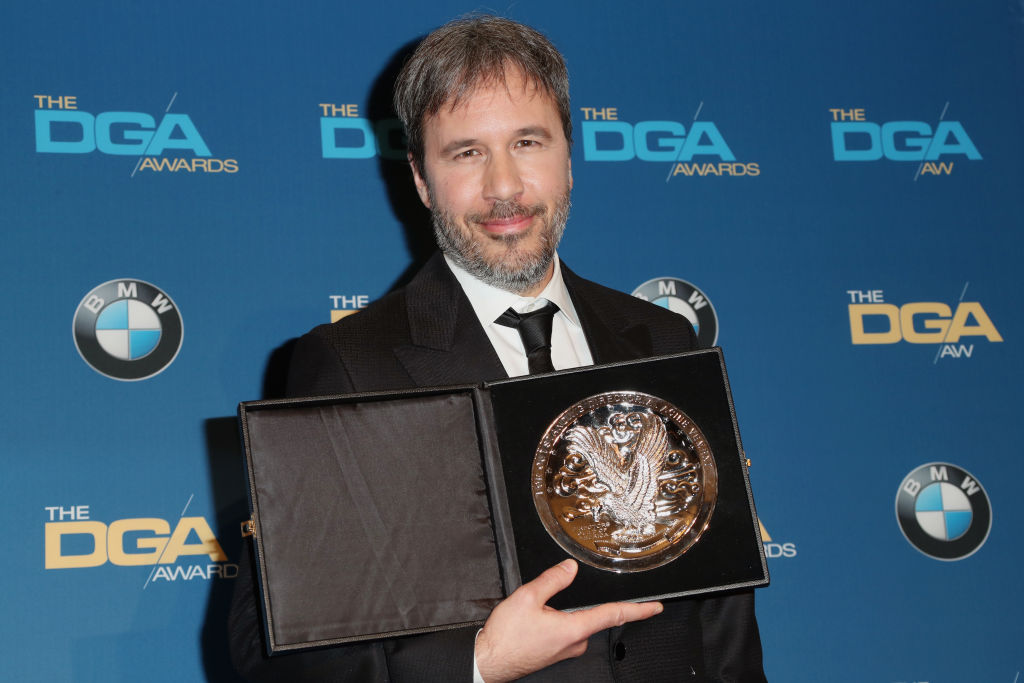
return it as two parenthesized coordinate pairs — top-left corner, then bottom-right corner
(3, 1), (1021, 681)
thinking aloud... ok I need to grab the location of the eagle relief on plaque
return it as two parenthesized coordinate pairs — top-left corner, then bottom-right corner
(532, 391), (718, 572)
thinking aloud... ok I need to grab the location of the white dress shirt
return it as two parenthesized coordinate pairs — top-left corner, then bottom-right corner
(445, 253), (595, 377)
(446, 253), (595, 683)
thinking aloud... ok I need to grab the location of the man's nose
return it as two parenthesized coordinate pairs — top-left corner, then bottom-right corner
(483, 151), (524, 201)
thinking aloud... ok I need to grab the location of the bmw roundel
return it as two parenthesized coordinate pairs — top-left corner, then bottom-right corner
(895, 462), (991, 561)
(632, 277), (718, 347)
(73, 279), (183, 381)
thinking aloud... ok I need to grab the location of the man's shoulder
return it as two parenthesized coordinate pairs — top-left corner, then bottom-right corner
(301, 252), (453, 350)
(566, 270), (696, 333)
(287, 287), (415, 397)
(304, 286), (410, 349)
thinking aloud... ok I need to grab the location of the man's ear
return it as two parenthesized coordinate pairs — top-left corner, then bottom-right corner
(409, 153), (431, 208)
(567, 157), (573, 191)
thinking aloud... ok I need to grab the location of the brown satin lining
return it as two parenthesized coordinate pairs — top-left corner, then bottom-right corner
(246, 393), (503, 646)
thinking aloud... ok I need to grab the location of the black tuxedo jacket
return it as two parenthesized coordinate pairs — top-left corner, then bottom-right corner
(229, 253), (765, 682)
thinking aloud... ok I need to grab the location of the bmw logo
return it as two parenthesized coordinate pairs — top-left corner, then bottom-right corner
(895, 462), (991, 561)
(72, 279), (183, 381)
(632, 277), (718, 347)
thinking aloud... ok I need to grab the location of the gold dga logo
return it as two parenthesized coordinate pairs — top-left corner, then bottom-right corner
(532, 391), (718, 572)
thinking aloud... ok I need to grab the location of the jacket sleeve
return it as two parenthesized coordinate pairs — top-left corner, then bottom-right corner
(699, 590), (767, 682)
(285, 328), (356, 398)
(227, 544), (393, 681)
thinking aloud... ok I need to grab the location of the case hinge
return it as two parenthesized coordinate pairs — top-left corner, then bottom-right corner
(240, 519), (255, 538)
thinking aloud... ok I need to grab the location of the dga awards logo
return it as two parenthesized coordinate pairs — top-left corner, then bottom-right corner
(633, 277), (719, 347)
(73, 280), (183, 381)
(579, 104), (759, 179)
(319, 102), (405, 160)
(34, 94), (238, 174)
(829, 104), (981, 178)
(846, 286), (1002, 362)
(896, 463), (991, 561)
(44, 501), (236, 585)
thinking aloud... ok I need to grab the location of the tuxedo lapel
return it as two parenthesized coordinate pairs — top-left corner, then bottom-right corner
(393, 253), (507, 387)
(562, 263), (654, 364)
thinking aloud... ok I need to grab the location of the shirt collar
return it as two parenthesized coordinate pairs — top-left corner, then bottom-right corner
(444, 252), (583, 329)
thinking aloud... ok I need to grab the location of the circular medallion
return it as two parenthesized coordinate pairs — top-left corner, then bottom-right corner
(532, 391), (718, 572)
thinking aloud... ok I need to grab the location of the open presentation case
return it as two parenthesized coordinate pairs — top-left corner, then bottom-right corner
(238, 348), (768, 653)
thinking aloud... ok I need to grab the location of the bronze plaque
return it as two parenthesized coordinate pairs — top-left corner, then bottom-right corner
(532, 391), (718, 572)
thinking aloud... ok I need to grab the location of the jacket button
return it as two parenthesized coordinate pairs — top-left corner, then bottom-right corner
(614, 642), (626, 661)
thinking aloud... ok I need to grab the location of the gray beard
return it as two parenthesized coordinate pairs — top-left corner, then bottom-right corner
(431, 192), (571, 294)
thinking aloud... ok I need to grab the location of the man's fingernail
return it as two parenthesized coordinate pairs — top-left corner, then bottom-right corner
(652, 602), (664, 614)
(560, 559), (576, 572)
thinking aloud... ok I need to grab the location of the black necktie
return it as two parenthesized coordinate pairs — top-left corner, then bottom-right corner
(495, 301), (559, 374)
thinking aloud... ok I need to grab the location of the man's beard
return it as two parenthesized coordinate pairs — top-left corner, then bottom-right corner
(430, 191), (571, 294)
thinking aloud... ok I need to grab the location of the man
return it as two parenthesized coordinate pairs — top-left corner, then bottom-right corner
(230, 15), (765, 682)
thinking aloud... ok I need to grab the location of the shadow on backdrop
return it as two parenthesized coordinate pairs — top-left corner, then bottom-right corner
(199, 337), (297, 680)
(367, 37), (436, 292)
(198, 32), (439, 680)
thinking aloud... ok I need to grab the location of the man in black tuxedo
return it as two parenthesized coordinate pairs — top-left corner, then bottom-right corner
(230, 15), (765, 682)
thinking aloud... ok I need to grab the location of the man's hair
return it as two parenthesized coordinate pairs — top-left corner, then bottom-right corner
(394, 15), (571, 175)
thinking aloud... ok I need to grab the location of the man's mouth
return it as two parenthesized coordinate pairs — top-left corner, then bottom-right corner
(478, 214), (534, 234)
(471, 202), (545, 236)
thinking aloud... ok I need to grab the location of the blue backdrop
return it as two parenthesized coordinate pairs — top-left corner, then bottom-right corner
(3, 1), (1021, 681)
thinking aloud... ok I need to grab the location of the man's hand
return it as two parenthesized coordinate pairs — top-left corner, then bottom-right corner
(474, 559), (663, 683)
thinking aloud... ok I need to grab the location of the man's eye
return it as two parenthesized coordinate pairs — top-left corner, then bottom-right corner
(455, 149), (480, 159)
(516, 139), (539, 149)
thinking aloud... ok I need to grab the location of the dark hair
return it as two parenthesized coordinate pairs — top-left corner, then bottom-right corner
(394, 15), (571, 175)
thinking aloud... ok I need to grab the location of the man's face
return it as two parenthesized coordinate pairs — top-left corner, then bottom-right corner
(411, 68), (572, 296)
